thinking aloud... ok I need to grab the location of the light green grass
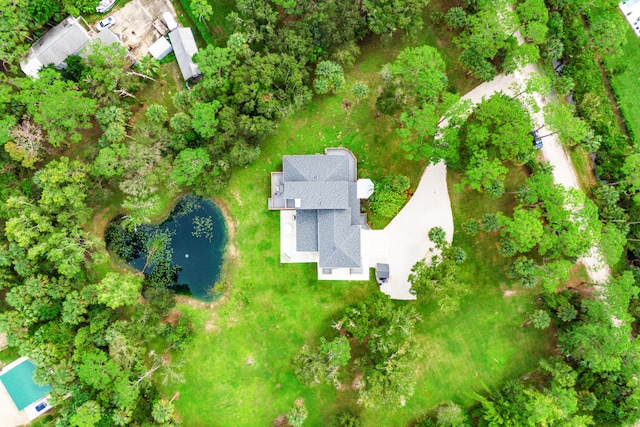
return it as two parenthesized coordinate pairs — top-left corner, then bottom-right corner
(568, 145), (596, 192)
(603, 15), (640, 145)
(203, 0), (236, 43)
(0, 347), (20, 364)
(161, 31), (551, 425)
(135, 6), (548, 425)
(163, 156), (551, 426)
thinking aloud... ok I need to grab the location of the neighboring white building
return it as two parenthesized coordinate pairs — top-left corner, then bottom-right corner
(163, 12), (179, 32)
(620, 0), (640, 37)
(20, 16), (124, 77)
(148, 37), (173, 60)
(20, 16), (90, 77)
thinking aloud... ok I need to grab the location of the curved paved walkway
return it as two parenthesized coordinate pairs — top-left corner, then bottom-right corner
(377, 55), (609, 299)
(366, 161), (453, 300)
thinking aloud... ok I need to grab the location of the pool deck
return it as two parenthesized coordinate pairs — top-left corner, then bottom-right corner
(0, 357), (32, 427)
(0, 357), (52, 426)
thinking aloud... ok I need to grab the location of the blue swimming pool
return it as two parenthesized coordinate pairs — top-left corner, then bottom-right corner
(0, 359), (51, 411)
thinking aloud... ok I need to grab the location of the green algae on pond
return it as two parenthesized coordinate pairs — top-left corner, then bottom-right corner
(105, 195), (228, 301)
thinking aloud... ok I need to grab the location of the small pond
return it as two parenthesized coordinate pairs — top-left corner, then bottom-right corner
(105, 195), (228, 301)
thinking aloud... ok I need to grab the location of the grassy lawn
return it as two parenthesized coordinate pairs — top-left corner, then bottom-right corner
(603, 16), (640, 145)
(361, 168), (553, 425)
(0, 346), (20, 365)
(163, 145), (552, 426)
(204, 0), (237, 42)
(159, 20), (551, 424)
(569, 145), (597, 192)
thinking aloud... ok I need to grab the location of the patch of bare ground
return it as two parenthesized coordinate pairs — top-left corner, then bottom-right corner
(561, 264), (596, 297)
(162, 309), (181, 327)
(212, 197), (239, 261)
(231, 190), (243, 206)
(273, 414), (288, 427)
(503, 289), (517, 297)
(351, 373), (363, 390)
(0, 332), (7, 351)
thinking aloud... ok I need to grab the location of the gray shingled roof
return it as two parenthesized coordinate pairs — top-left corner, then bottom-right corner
(348, 183), (365, 225)
(283, 155), (350, 182)
(376, 263), (390, 280)
(278, 149), (365, 269)
(317, 210), (361, 268)
(168, 28), (200, 80)
(284, 181), (349, 210)
(296, 210), (318, 252)
(21, 16), (90, 77)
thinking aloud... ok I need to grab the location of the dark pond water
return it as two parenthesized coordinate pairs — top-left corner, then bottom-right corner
(107, 195), (227, 301)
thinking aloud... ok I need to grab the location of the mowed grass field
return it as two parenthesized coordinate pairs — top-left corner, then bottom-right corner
(605, 18), (640, 145)
(160, 19), (553, 425)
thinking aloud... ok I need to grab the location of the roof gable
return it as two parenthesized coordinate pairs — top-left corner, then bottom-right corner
(284, 181), (349, 210)
(296, 210), (318, 252)
(283, 155), (350, 182)
(317, 210), (361, 268)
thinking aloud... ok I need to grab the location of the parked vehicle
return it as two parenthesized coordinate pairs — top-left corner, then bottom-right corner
(531, 130), (543, 150)
(96, 16), (116, 32)
(96, 0), (116, 13)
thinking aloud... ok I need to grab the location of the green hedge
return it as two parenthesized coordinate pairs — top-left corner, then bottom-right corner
(559, 10), (628, 181)
(178, 0), (217, 46)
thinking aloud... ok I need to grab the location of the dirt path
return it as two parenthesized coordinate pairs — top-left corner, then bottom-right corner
(441, 25), (610, 286)
(512, 64), (610, 285)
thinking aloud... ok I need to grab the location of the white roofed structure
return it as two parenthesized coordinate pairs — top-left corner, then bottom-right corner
(620, 0), (640, 37)
(20, 16), (90, 77)
(357, 178), (375, 199)
(163, 12), (178, 31)
(148, 37), (173, 60)
(168, 27), (200, 81)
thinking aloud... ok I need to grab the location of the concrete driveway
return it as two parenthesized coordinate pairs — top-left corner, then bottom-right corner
(365, 161), (454, 300)
(373, 50), (610, 300)
(104, 0), (177, 58)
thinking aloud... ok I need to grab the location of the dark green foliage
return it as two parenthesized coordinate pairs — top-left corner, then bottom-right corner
(330, 410), (362, 427)
(445, 8), (467, 31)
(298, 293), (421, 408)
(559, 272), (638, 374)
(556, 303), (578, 322)
(430, 11), (445, 26)
(60, 55), (85, 82)
(409, 228), (469, 314)
(104, 219), (142, 262)
(146, 288), (177, 318)
(528, 309), (551, 329)
(498, 238), (517, 257)
(461, 219), (479, 236)
(428, 226), (447, 245)
(369, 174), (410, 218)
(144, 260), (181, 290)
(450, 94), (535, 196)
(294, 336), (351, 386)
(163, 313), (194, 350)
(313, 61), (346, 94)
(480, 213), (500, 232)
(506, 256), (538, 288)
(178, 0), (216, 45)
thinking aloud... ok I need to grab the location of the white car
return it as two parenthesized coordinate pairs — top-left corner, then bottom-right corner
(96, 16), (116, 32)
(96, 0), (116, 13)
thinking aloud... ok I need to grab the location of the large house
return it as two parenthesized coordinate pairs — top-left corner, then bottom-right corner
(268, 148), (374, 280)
